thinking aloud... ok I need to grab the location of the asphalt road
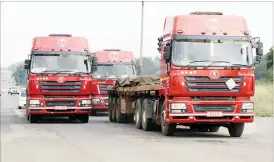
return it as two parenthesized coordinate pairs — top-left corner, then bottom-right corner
(1, 90), (273, 162)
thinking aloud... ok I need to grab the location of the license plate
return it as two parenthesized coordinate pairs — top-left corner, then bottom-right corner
(206, 112), (223, 117)
(55, 106), (67, 110)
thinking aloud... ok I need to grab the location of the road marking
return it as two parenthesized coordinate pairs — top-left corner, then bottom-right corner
(13, 109), (25, 117)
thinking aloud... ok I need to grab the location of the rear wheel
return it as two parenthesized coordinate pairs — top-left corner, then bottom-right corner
(160, 101), (176, 136)
(228, 123), (244, 137)
(108, 98), (113, 122)
(141, 98), (153, 131)
(135, 98), (143, 129)
(115, 98), (126, 123)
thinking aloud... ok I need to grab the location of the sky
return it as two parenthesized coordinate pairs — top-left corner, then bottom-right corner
(1, 1), (273, 67)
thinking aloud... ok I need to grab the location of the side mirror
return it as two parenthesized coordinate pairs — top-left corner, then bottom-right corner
(136, 65), (141, 75)
(24, 59), (31, 69)
(163, 46), (171, 61)
(256, 42), (263, 56)
(91, 57), (98, 72)
(253, 55), (262, 65)
(84, 59), (87, 65)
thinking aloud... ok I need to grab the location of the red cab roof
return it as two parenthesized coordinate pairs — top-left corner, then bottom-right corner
(163, 12), (250, 38)
(31, 34), (90, 52)
(94, 50), (134, 63)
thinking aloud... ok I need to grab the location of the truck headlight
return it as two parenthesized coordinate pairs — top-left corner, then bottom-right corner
(92, 98), (101, 104)
(170, 103), (187, 113)
(29, 100), (40, 106)
(82, 100), (91, 104)
(241, 102), (254, 112)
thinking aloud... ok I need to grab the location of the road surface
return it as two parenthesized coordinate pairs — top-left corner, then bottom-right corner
(1, 90), (273, 162)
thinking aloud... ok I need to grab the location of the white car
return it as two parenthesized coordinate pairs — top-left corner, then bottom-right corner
(18, 90), (26, 109)
(8, 86), (20, 95)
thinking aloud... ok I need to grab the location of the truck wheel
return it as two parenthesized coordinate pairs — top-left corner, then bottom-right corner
(141, 98), (153, 131)
(108, 98), (113, 122)
(135, 98), (143, 129)
(115, 98), (126, 123)
(18, 106), (21, 109)
(79, 114), (89, 123)
(209, 126), (220, 132)
(29, 115), (38, 123)
(160, 101), (176, 136)
(228, 123), (244, 137)
(112, 98), (117, 122)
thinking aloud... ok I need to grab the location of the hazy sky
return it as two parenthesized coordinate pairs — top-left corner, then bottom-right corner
(1, 1), (273, 67)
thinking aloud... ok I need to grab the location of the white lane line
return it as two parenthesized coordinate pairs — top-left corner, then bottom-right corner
(13, 109), (25, 117)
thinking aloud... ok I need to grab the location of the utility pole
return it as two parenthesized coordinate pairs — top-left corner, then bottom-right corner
(139, 1), (144, 74)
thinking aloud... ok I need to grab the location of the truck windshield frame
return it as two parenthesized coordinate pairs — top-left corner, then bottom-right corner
(30, 53), (91, 74)
(92, 62), (136, 79)
(171, 37), (253, 67)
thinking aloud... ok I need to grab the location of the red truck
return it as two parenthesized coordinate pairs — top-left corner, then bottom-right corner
(24, 34), (97, 123)
(90, 49), (137, 116)
(107, 11), (263, 137)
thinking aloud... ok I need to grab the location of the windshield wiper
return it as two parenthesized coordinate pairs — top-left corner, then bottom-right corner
(182, 60), (211, 68)
(71, 72), (88, 75)
(203, 61), (231, 69)
(52, 70), (75, 75)
(230, 64), (251, 67)
(39, 70), (58, 74)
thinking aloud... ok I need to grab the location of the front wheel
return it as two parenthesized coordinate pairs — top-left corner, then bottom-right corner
(29, 115), (38, 123)
(228, 123), (244, 137)
(160, 101), (176, 136)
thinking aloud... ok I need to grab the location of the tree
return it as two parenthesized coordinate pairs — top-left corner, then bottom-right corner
(11, 61), (27, 85)
(266, 47), (273, 70)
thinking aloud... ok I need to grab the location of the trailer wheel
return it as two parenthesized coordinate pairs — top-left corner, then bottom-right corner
(160, 101), (176, 136)
(112, 98), (117, 122)
(228, 123), (244, 137)
(141, 98), (153, 131)
(135, 98), (143, 129)
(29, 115), (38, 123)
(108, 98), (113, 122)
(115, 98), (126, 123)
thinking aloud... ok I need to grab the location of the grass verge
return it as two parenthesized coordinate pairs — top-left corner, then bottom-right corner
(254, 81), (273, 117)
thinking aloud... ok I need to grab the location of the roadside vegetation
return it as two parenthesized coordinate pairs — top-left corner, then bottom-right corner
(8, 47), (273, 117)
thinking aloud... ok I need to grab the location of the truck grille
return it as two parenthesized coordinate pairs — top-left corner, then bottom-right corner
(99, 84), (111, 94)
(39, 81), (82, 93)
(193, 104), (235, 112)
(45, 101), (76, 107)
(184, 76), (243, 92)
(191, 96), (236, 101)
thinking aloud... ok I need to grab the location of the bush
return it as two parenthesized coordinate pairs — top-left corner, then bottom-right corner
(254, 81), (273, 117)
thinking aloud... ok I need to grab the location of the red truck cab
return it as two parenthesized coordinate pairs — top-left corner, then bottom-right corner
(24, 34), (97, 123)
(90, 49), (137, 115)
(157, 11), (263, 136)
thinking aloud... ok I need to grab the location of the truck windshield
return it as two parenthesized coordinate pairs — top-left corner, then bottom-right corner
(171, 40), (253, 67)
(30, 54), (91, 74)
(92, 64), (136, 79)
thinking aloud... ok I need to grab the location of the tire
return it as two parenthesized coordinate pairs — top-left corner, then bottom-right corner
(78, 114), (89, 123)
(29, 115), (38, 123)
(141, 98), (153, 131)
(108, 98), (113, 122)
(18, 106), (22, 109)
(209, 126), (220, 132)
(135, 98), (143, 129)
(111, 98), (116, 122)
(228, 123), (244, 137)
(115, 98), (126, 123)
(160, 101), (176, 136)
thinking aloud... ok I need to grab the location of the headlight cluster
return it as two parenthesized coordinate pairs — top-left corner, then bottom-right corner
(29, 100), (40, 106)
(170, 103), (188, 113)
(91, 98), (101, 104)
(241, 102), (254, 113)
(81, 100), (91, 107)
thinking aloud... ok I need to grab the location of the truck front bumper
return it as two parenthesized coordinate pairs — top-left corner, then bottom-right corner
(166, 99), (254, 124)
(28, 107), (91, 115)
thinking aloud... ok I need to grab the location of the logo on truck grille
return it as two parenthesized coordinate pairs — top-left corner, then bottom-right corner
(209, 70), (220, 79)
(57, 77), (65, 83)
